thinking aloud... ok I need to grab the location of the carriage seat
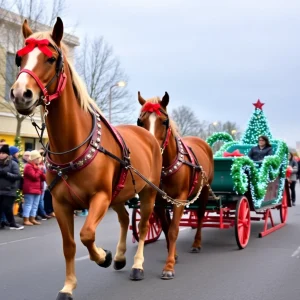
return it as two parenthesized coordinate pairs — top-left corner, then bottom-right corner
(225, 143), (277, 157)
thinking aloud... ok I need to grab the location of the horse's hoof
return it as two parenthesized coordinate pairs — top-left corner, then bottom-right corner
(130, 268), (144, 281)
(56, 292), (73, 300)
(98, 250), (112, 268)
(190, 247), (201, 253)
(113, 259), (126, 270)
(175, 254), (179, 263)
(161, 270), (175, 280)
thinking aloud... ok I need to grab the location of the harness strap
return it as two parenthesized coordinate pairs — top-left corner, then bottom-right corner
(48, 174), (61, 192)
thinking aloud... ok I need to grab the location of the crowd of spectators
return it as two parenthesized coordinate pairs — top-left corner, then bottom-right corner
(0, 139), (54, 230)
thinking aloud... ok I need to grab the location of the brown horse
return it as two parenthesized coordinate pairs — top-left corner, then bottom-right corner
(10, 18), (163, 299)
(137, 92), (214, 279)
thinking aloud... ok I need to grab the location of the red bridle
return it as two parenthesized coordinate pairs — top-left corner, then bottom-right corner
(16, 38), (67, 104)
(140, 102), (172, 154)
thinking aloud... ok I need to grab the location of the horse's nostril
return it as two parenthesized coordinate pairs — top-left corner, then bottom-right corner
(10, 89), (15, 101)
(23, 89), (33, 99)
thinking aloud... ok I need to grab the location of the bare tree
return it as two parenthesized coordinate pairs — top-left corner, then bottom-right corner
(171, 105), (208, 138)
(0, 0), (68, 137)
(170, 105), (241, 150)
(220, 120), (240, 139)
(76, 36), (134, 124)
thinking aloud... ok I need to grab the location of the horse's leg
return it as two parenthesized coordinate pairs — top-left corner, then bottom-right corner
(80, 193), (111, 267)
(53, 199), (77, 300)
(161, 202), (185, 280)
(112, 203), (129, 270)
(191, 186), (209, 253)
(153, 205), (170, 249)
(153, 205), (178, 262)
(130, 186), (156, 281)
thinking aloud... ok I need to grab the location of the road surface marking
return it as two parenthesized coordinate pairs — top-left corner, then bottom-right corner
(0, 236), (37, 246)
(291, 246), (300, 257)
(75, 255), (89, 261)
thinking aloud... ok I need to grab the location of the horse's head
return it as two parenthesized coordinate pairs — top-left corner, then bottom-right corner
(137, 91), (173, 153)
(10, 17), (66, 115)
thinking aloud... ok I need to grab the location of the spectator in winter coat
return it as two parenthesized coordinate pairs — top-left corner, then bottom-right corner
(248, 135), (273, 162)
(297, 159), (300, 182)
(288, 152), (298, 206)
(22, 151), (30, 164)
(22, 150), (46, 226)
(0, 145), (24, 230)
(9, 146), (21, 190)
(9, 146), (20, 163)
(36, 155), (52, 221)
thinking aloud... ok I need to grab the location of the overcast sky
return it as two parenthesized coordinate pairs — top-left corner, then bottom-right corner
(62, 0), (299, 147)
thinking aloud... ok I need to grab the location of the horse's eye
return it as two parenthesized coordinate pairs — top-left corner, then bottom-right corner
(47, 57), (56, 64)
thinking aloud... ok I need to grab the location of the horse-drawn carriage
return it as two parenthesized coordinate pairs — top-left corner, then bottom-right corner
(10, 17), (291, 299)
(128, 138), (290, 250)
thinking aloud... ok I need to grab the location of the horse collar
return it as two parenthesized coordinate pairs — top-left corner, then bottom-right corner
(45, 113), (101, 173)
(161, 136), (201, 197)
(45, 113), (130, 202)
(161, 137), (186, 177)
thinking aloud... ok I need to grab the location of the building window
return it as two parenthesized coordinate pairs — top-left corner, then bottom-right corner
(23, 137), (35, 151)
(5, 52), (17, 101)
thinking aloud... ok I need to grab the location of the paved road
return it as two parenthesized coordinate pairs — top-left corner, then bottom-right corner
(1, 187), (300, 300)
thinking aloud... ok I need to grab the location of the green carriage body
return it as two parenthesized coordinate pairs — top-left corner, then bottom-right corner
(210, 142), (287, 211)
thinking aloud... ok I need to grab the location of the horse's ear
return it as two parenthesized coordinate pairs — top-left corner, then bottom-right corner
(22, 19), (33, 39)
(161, 92), (169, 108)
(138, 91), (146, 106)
(52, 17), (64, 46)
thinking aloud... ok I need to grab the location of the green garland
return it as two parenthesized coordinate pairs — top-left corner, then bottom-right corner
(14, 136), (23, 204)
(206, 132), (234, 148)
(230, 139), (288, 207)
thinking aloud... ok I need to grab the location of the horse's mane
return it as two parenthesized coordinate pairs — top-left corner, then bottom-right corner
(141, 96), (179, 136)
(30, 31), (102, 115)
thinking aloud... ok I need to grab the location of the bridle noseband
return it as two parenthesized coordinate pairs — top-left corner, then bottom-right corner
(137, 104), (172, 154)
(15, 38), (67, 106)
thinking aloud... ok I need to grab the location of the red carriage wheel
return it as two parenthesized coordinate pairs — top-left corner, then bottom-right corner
(235, 196), (251, 249)
(280, 189), (288, 223)
(131, 208), (162, 245)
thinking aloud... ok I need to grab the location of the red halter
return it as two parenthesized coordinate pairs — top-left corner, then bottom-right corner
(16, 38), (67, 104)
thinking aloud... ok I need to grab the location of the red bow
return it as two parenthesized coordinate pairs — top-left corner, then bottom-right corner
(223, 150), (244, 157)
(17, 38), (53, 58)
(142, 102), (161, 115)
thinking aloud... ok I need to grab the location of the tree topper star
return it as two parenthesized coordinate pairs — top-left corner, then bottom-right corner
(253, 99), (265, 110)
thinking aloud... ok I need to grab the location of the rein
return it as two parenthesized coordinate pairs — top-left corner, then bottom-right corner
(31, 114), (96, 156)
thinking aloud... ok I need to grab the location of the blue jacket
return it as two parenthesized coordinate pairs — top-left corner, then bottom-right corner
(248, 145), (272, 161)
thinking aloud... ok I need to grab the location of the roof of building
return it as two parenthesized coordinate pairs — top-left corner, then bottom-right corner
(0, 8), (80, 47)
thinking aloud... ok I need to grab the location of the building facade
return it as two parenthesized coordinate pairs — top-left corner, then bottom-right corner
(0, 8), (79, 151)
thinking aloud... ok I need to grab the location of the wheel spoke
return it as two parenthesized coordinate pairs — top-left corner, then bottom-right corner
(150, 223), (155, 239)
(243, 207), (249, 219)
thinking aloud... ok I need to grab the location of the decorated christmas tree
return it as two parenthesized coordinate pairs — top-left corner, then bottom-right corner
(241, 100), (273, 144)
